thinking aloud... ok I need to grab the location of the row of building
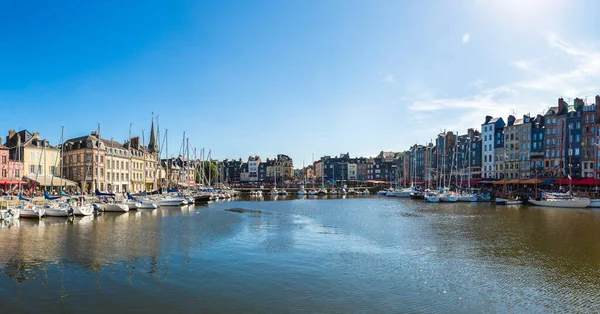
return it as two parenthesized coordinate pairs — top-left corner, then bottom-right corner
(232, 95), (600, 187)
(399, 96), (600, 186)
(0, 120), (196, 193)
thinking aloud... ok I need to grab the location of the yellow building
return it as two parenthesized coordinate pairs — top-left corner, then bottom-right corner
(5, 130), (62, 184)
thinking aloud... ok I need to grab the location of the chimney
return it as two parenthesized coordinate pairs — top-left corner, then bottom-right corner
(485, 115), (493, 124)
(507, 115), (516, 126)
(33, 132), (40, 139)
(131, 136), (140, 149)
(7, 130), (16, 142)
(596, 95), (600, 107)
(558, 97), (567, 114)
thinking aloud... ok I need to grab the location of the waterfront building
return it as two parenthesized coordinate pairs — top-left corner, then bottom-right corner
(62, 131), (105, 192)
(517, 115), (532, 179)
(543, 99), (568, 178)
(503, 115), (519, 179)
(5, 130), (62, 183)
(356, 158), (369, 181)
(0, 143), (9, 181)
(322, 153), (349, 183)
(394, 153), (405, 184)
(481, 116), (506, 179)
(373, 151), (397, 183)
(531, 114), (545, 178)
(435, 131), (456, 185)
(161, 156), (196, 187)
(248, 156), (261, 182)
(565, 99), (584, 178)
(274, 154), (294, 183)
(221, 158), (243, 184)
(582, 99), (598, 178)
(304, 165), (314, 182)
(408, 145), (424, 184)
(313, 159), (325, 184)
(102, 138), (130, 193)
(240, 162), (249, 182)
(143, 123), (160, 191)
(456, 128), (481, 184)
(127, 137), (145, 193)
(347, 163), (357, 180)
(258, 159), (270, 182)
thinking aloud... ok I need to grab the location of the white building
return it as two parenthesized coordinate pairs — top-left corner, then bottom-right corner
(102, 138), (131, 193)
(481, 116), (505, 179)
(347, 163), (357, 180)
(248, 156), (261, 182)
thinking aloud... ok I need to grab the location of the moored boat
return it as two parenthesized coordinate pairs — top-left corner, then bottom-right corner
(20, 204), (45, 218)
(529, 192), (590, 208)
(424, 191), (439, 203)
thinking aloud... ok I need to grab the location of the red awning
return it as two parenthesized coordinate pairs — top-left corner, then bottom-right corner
(411, 181), (424, 185)
(553, 178), (572, 185)
(574, 178), (599, 185)
(0, 180), (28, 186)
(471, 180), (481, 184)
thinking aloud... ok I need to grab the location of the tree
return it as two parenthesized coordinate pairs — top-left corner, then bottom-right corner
(196, 162), (218, 184)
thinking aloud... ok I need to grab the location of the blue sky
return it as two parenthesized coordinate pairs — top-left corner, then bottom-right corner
(1, 0), (599, 166)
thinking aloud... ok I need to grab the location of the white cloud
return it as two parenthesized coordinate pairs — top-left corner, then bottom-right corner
(381, 74), (396, 84)
(470, 79), (486, 90)
(462, 33), (470, 44)
(406, 33), (600, 134)
(511, 60), (532, 70)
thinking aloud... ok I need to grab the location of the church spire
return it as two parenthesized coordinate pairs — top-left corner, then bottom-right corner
(148, 112), (158, 153)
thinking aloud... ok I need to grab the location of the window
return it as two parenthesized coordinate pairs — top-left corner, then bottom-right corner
(50, 166), (56, 175)
(1, 156), (5, 164)
(1, 169), (5, 177)
(575, 148), (580, 156)
(540, 133), (543, 139)
(30, 165), (35, 174)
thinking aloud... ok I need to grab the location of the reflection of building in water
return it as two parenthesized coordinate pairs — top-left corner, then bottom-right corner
(0, 210), (164, 278)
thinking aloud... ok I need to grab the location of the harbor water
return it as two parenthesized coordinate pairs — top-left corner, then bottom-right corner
(0, 196), (600, 312)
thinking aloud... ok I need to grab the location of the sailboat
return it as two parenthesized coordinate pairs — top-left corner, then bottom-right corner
(439, 142), (458, 202)
(277, 167), (287, 196)
(317, 161), (328, 195)
(270, 165), (279, 196)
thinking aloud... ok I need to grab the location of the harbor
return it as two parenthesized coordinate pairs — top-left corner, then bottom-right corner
(1, 196), (600, 313)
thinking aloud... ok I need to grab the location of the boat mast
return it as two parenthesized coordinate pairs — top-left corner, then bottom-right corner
(128, 123), (132, 193)
(96, 123), (101, 193)
(569, 126), (573, 194)
(186, 137), (191, 194)
(166, 129), (169, 189)
(468, 136), (471, 189)
(155, 114), (160, 191)
(142, 129), (146, 192)
(60, 126), (64, 193)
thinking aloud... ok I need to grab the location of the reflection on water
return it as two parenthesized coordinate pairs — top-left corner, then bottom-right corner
(1, 197), (600, 312)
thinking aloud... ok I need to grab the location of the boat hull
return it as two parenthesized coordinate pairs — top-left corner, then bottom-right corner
(194, 195), (211, 202)
(458, 195), (478, 202)
(138, 202), (158, 209)
(159, 199), (184, 206)
(425, 196), (439, 203)
(439, 195), (458, 202)
(45, 208), (70, 217)
(73, 205), (94, 216)
(529, 199), (591, 208)
(103, 204), (130, 212)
